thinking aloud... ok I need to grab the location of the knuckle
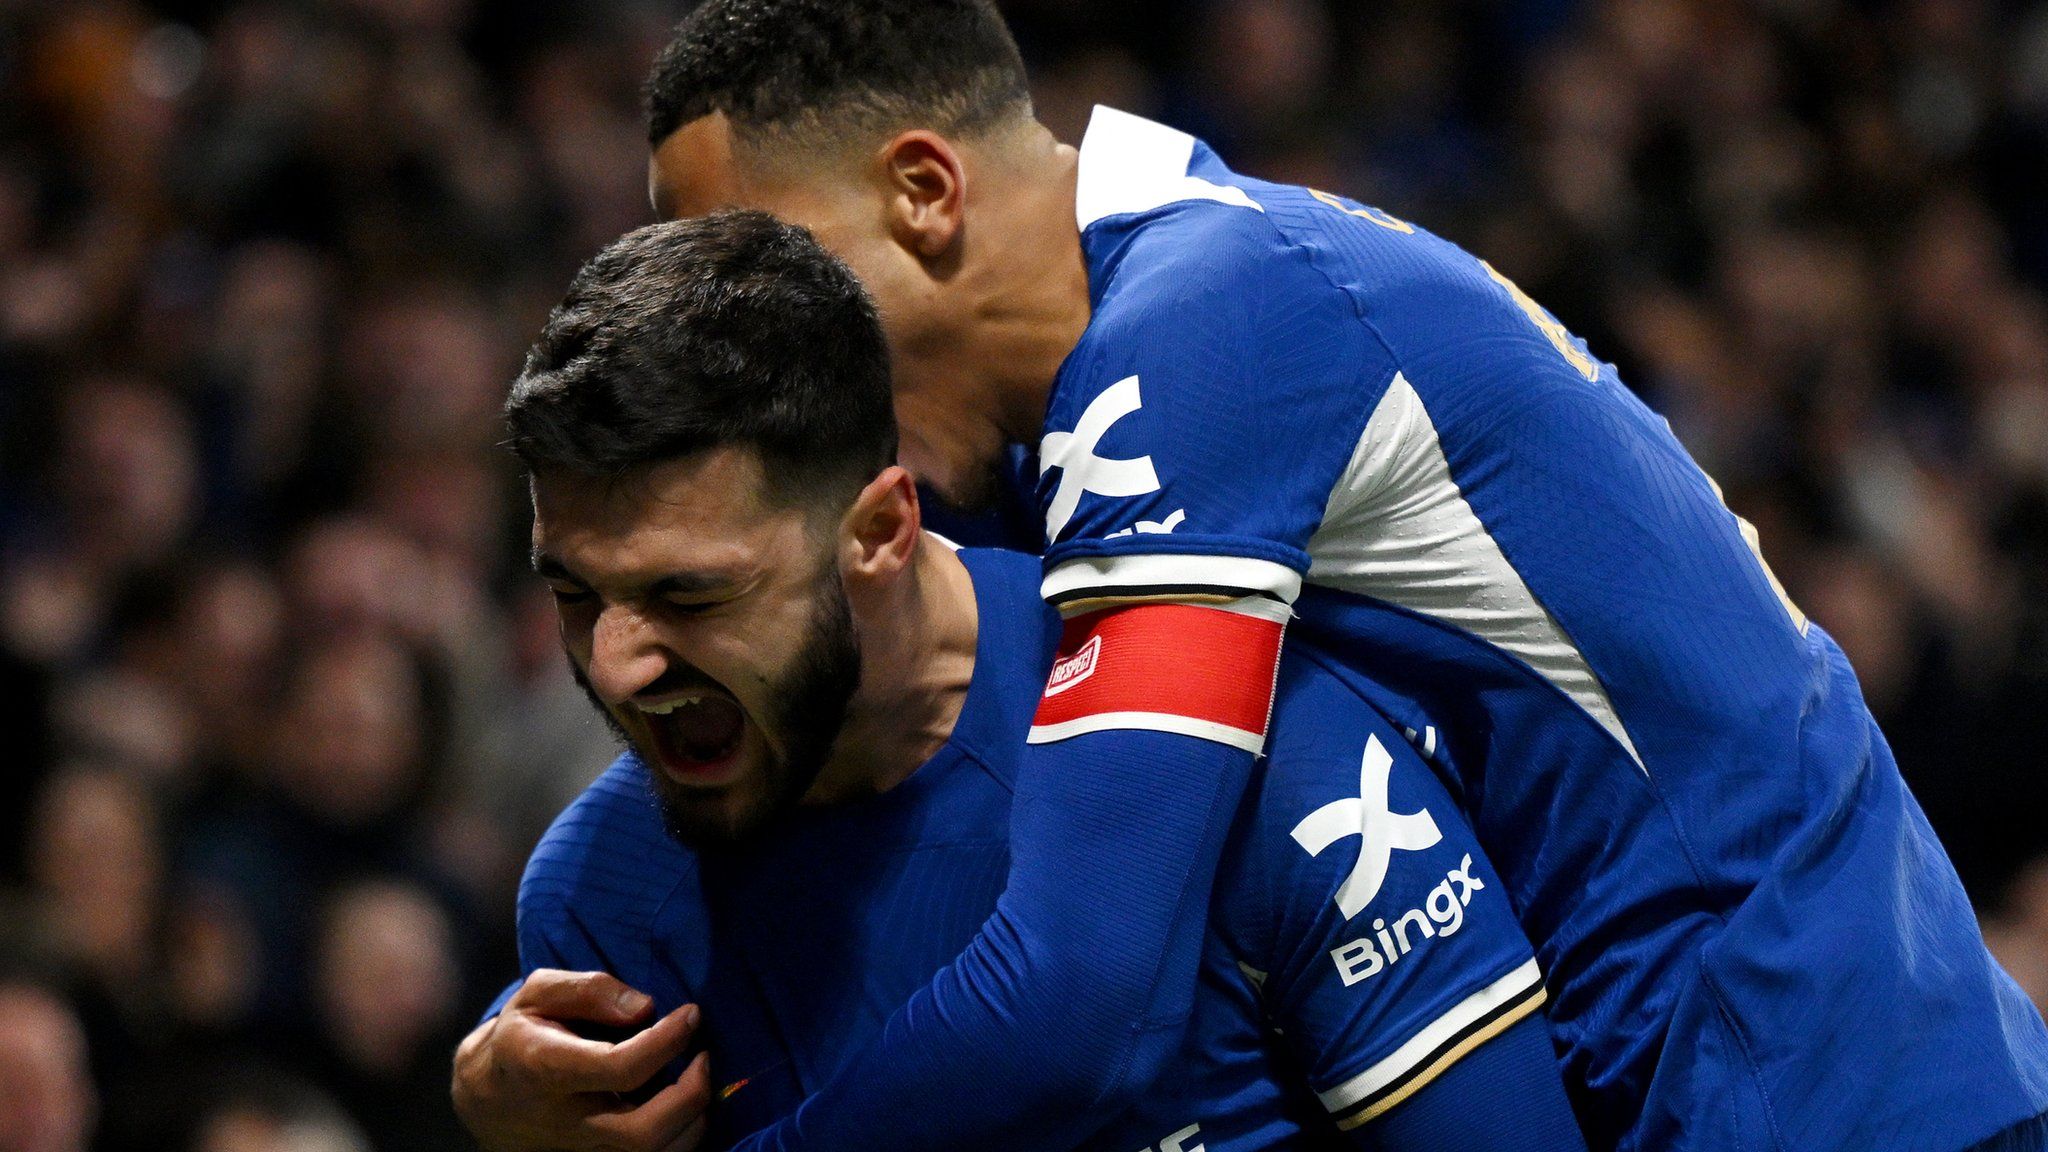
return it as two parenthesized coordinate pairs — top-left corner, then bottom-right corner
(515, 969), (562, 1000)
(505, 1028), (551, 1079)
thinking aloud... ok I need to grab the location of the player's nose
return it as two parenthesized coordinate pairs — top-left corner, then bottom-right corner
(586, 603), (670, 704)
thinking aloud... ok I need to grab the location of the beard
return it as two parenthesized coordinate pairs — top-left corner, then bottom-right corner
(568, 566), (862, 850)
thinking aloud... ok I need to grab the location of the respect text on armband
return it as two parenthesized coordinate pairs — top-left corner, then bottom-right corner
(1328, 855), (1484, 987)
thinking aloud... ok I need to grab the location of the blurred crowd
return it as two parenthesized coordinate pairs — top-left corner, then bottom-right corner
(0, 0), (2043, 1149)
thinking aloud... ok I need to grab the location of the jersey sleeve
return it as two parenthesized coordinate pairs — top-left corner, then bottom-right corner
(479, 978), (522, 1025)
(475, 840), (623, 1026)
(728, 665), (1281, 1152)
(505, 757), (699, 1016)
(1036, 200), (1395, 612)
(1225, 653), (1551, 1135)
(1361, 1014), (1590, 1151)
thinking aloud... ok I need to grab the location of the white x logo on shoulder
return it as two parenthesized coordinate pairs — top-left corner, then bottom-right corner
(1040, 375), (1161, 542)
(1291, 734), (1443, 919)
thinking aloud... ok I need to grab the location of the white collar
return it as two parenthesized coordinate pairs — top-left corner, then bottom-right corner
(1073, 105), (1263, 230)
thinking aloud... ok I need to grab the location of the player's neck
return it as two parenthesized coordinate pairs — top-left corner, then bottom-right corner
(963, 130), (1089, 445)
(803, 534), (977, 805)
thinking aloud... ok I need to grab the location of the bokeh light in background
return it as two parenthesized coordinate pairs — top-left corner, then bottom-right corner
(0, 0), (2043, 1148)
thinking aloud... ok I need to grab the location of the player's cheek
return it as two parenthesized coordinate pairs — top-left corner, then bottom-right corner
(554, 601), (598, 660)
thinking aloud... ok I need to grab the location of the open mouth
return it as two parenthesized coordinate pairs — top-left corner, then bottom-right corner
(639, 692), (747, 782)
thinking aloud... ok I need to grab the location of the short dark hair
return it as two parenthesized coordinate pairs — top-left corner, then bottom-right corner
(644, 0), (1031, 149)
(505, 210), (896, 507)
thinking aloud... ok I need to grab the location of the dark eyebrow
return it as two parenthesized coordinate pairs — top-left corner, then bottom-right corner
(530, 548), (579, 582)
(530, 548), (741, 598)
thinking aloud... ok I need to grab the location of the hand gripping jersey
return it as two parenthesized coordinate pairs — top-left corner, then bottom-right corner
(1031, 105), (2048, 1151)
(499, 548), (1583, 1151)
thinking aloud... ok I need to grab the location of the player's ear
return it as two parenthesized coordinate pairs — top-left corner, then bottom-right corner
(876, 131), (965, 262)
(837, 465), (921, 584)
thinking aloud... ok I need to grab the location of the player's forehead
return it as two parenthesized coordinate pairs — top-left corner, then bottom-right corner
(530, 449), (794, 574)
(648, 113), (861, 235)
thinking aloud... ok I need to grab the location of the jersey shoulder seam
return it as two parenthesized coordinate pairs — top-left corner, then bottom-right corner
(956, 744), (1018, 797)
(1236, 192), (1409, 395)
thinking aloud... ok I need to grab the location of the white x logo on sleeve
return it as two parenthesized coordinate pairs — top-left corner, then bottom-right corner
(1039, 374), (1162, 542)
(1290, 734), (1444, 919)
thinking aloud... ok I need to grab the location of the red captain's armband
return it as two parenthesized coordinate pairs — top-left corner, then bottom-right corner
(1026, 598), (1289, 753)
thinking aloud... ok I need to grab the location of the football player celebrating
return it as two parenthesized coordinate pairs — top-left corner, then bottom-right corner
(612, 3), (2046, 1150)
(452, 213), (1588, 1152)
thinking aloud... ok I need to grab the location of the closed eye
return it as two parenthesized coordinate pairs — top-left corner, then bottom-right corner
(659, 593), (727, 615)
(545, 581), (594, 606)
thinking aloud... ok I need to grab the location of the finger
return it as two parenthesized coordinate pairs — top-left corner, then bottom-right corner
(590, 1051), (713, 1152)
(497, 1013), (662, 1094)
(501, 1004), (700, 1095)
(599, 1004), (700, 1089)
(510, 968), (655, 1027)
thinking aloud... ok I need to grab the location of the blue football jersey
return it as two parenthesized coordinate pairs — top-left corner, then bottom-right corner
(504, 547), (1549, 1149)
(1225, 640), (1547, 1134)
(1033, 105), (2048, 1151)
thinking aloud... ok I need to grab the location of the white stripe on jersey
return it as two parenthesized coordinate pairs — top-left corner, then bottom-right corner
(1041, 552), (1303, 613)
(1319, 956), (1547, 1124)
(1025, 710), (1267, 752)
(1307, 374), (1645, 769)
(1074, 105), (1264, 229)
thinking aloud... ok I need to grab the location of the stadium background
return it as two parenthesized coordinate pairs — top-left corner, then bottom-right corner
(0, 0), (2044, 1148)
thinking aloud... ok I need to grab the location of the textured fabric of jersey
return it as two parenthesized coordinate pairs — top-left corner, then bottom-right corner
(1034, 104), (2048, 1152)
(505, 548), (1563, 1149)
